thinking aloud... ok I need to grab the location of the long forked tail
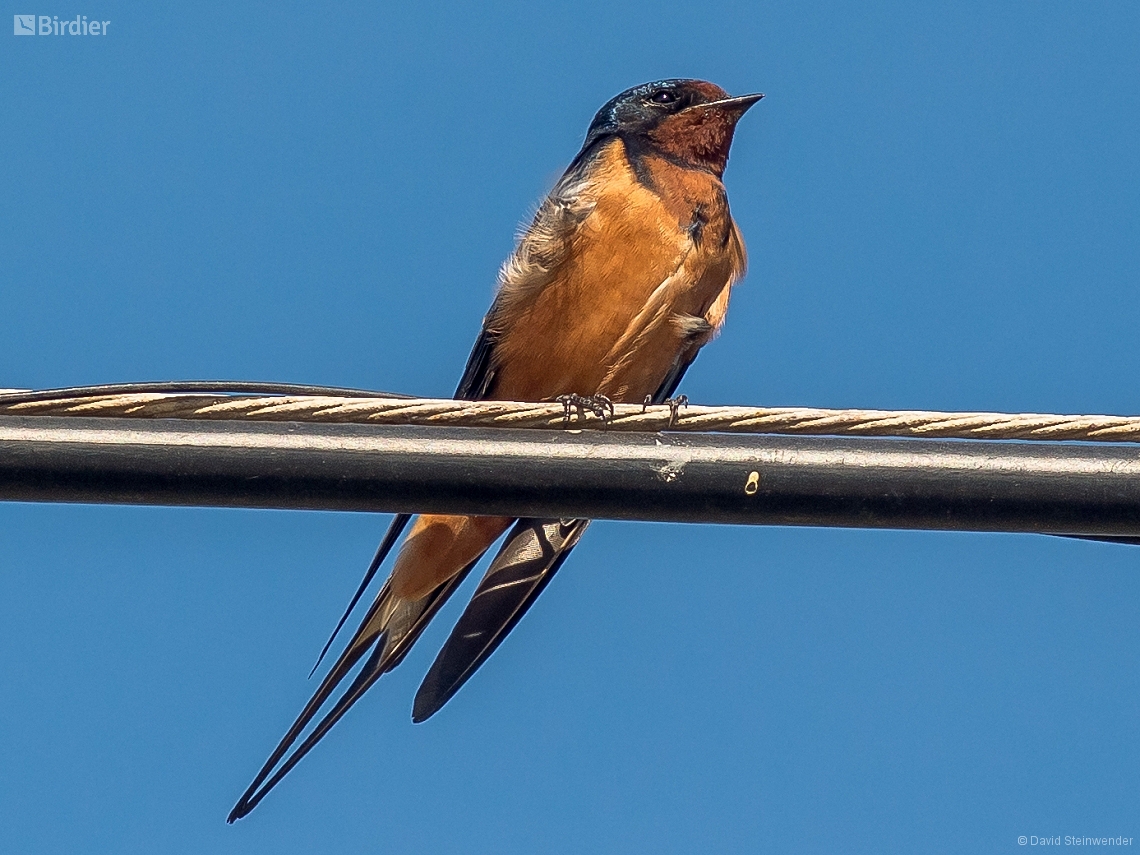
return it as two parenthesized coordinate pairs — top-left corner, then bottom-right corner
(227, 517), (477, 822)
(229, 518), (590, 820)
(308, 514), (412, 678)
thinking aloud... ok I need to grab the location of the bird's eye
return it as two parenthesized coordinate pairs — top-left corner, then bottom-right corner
(648, 89), (677, 105)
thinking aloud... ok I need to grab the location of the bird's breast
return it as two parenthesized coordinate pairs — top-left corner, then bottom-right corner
(489, 138), (743, 403)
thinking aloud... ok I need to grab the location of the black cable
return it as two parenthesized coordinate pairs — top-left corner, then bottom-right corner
(0, 380), (412, 406)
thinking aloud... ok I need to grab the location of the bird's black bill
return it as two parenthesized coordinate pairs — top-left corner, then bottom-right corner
(697, 92), (765, 114)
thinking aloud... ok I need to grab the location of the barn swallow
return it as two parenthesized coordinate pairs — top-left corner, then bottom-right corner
(228, 78), (761, 821)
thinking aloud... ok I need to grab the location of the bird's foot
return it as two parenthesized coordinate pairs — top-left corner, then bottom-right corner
(665, 395), (689, 426)
(640, 395), (689, 425)
(557, 393), (615, 426)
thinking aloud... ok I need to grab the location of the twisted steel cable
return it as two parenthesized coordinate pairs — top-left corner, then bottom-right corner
(1, 383), (1139, 442)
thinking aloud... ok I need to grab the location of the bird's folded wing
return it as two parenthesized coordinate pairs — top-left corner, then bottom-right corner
(413, 518), (589, 722)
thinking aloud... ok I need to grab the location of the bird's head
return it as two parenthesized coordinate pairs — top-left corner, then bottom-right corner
(583, 79), (763, 176)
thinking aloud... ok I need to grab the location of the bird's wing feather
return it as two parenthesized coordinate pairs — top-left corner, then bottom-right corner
(413, 518), (589, 721)
(455, 325), (499, 401)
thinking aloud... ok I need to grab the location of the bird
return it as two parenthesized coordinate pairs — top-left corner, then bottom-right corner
(228, 78), (761, 821)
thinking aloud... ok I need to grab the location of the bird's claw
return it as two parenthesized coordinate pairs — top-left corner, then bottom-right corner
(665, 394), (689, 426)
(557, 393), (615, 426)
(640, 394), (689, 425)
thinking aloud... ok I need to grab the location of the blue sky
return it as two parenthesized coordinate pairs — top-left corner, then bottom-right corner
(2, 2), (1139, 851)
